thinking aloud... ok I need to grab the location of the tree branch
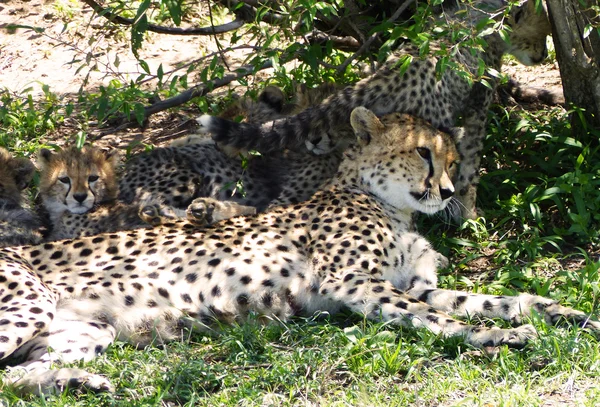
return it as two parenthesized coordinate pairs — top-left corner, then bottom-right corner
(142, 60), (273, 118)
(336, 0), (415, 74)
(80, 0), (246, 35)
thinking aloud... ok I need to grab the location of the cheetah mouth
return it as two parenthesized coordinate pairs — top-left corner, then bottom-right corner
(67, 204), (92, 214)
(409, 191), (448, 214)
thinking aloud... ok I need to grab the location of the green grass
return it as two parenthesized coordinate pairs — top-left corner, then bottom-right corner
(1, 88), (600, 405)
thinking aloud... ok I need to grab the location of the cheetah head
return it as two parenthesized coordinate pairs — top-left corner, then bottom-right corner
(349, 107), (459, 215)
(38, 146), (120, 217)
(505, 0), (552, 65)
(0, 147), (36, 208)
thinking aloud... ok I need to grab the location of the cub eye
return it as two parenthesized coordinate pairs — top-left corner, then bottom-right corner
(513, 8), (524, 24)
(58, 176), (70, 184)
(416, 147), (431, 160)
(88, 175), (99, 183)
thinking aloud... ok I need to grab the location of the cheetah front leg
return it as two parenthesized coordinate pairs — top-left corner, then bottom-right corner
(453, 83), (493, 220)
(138, 201), (184, 226)
(186, 197), (257, 225)
(409, 288), (600, 331)
(0, 250), (57, 362)
(3, 307), (116, 395)
(319, 270), (536, 348)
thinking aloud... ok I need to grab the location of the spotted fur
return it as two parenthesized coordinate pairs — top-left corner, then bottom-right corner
(37, 146), (182, 241)
(198, 0), (552, 219)
(119, 85), (342, 212)
(1, 109), (597, 395)
(0, 148), (43, 247)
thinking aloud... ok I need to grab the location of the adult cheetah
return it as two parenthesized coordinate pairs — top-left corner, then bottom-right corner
(1, 109), (597, 396)
(119, 85), (342, 211)
(198, 0), (552, 219)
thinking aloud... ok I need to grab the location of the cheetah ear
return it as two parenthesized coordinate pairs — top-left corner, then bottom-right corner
(38, 148), (55, 168)
(258, 86), (286, 113)
(350, 107), (385, 145)
(102, 148), (121, 168)
(10, 157), (36, 190)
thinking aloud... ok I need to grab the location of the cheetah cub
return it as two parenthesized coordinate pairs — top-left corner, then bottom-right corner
(0, 148), (43, 247)
(37, 146), (180, 240)
(1, 109), (598, 395)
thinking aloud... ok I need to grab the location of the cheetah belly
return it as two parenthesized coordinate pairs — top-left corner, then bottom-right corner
(51, 249), (340, 345)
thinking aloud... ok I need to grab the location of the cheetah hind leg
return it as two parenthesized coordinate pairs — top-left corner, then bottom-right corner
(3, 308), (116, 396)
(0, 250), (58, 362)
(186, 197), (256, 225)
(320, 270), (537, 349)
(408, 288), (600, 332)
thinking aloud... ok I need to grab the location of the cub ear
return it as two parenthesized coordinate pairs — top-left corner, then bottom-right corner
(102, 148), (121, 167)
(350, 107), (384, 145)
(11, 157), (37, 190)
(38, 148), (56, 168)
(258, 86), (286, 113)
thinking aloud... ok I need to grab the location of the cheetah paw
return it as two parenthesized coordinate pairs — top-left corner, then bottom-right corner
(6, 367), (114, 396)
(139, 203), (178, 226)
(186, 198), (217, 226)
(470, 324), (537, 349)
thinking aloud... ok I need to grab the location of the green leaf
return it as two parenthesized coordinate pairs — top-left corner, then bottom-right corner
(139, 59), (150, 74)
(75, 131), (87, 149)
(157, 64), (164, 83)
(131, 0), (151, 58)
(134, 103), (146, 126)
(164, 0), (182, 26)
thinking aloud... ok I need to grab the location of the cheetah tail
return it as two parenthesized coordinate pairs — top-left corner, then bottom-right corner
(196, 114), (308, 156)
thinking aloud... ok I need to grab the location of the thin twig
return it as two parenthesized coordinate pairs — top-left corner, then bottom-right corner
(80, 0), (245, 35)
(207, 0), (230, 71)
(335, 0), (416, 74)
(142, 60), (274, 118)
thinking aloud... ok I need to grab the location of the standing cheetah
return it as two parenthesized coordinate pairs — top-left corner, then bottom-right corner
(198, 0), (552, 219)
(0, 109), (597, 396)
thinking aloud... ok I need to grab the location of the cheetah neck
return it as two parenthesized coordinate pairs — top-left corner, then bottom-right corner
(329, 151), (416, 231)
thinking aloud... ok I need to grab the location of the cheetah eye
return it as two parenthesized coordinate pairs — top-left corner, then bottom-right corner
(416, 147), (431, 160)
(58, 176), (70, 184)
(88, 175), (99, 183)
(513, 8), (524, 24)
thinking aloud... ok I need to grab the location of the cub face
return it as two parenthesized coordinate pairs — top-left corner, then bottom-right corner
(38, 146), (120, 217)
(0, 147), (36, 207)
(350, 108), (459, 215)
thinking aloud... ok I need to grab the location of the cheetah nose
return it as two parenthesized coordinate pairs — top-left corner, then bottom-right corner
(73, 193), (88, 203)
(440, 187), (454, 200)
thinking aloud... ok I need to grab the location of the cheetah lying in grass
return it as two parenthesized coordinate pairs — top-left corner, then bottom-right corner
(1, 109), (597, 396)
(119, 85), (342, 211)
(0, 148), (43, 247)
(199, 0), (552, 219)
(37, 146), (185, 240)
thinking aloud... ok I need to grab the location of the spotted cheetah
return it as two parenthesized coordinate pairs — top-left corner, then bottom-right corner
(1, 108), (597, 396)
(0, 148), (43, 247)
(119, 84), (342, 211)
(37, 146), (182, 240)
(198, 0), (552, 219)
